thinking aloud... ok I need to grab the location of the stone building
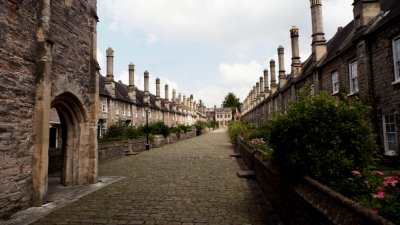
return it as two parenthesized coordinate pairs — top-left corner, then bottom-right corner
(97, 48), (207, 137)
(241, 0), (400, 158)
(0, 0), (99, 217)
(206, 106), (233, 128)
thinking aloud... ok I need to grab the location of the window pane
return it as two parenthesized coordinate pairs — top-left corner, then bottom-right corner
(388, 141), (397, 151)
(395, 39), (400, 59)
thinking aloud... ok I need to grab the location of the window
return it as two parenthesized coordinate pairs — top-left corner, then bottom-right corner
(115, 102), (119, 115)
(101, 122), (107, 137)
(101, 98), (107, 112)
(349, 60), (358, 94)
(127, 105), (131, 116)
(122, 104), (126, 116)
(332, 71), (339, 94)
(393, 37), (400, 82)
(383, 115), (398, 156)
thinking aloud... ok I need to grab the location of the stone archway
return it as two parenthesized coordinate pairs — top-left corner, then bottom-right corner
(51, 93), (88, 186)
(32, 92), (97, 205)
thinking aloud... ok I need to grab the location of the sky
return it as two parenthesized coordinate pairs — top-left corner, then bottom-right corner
(96, 0), (354, 108)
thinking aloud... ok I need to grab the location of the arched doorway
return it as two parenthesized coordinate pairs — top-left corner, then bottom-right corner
(50, 92), (88, 186)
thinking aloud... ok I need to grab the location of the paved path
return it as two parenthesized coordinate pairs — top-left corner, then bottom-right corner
(33, 130), (281, 225)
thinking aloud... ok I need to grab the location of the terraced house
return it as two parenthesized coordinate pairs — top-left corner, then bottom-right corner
(97, 47), (207, 138)
(241, 0), (400, 158)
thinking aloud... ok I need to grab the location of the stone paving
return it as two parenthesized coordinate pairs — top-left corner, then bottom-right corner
(32, 129), (282, 225)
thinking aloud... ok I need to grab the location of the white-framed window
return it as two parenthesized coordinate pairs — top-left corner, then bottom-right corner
(122, 104), (126, 116)
(393, 37), (400, 83)
(115, 102), (119, 115)
(349, 60), (358, 94)
(101, 98), (108, 112)
(127, 105), (131, 116)
(142, 108), (145, 117)
(331, 71), (339, 94)
(383, 115), (398, 156)
(101, 122), (107, 136)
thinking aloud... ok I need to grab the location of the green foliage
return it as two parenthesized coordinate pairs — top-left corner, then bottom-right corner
(99, 122), (145, 143)
(208, 120), (219, 130)
(146, 122), (170, 137)
(178, 124), (192, 133)
(227, 121), (249, 145)
(268, 90), (380, 187)
(194, 121), (208, 131)
(222, 92), (241, 114)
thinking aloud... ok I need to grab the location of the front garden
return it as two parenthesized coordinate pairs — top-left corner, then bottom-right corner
(229, 90), (399, 224)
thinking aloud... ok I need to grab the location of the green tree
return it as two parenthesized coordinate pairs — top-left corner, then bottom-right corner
(222, 92), (241, 115)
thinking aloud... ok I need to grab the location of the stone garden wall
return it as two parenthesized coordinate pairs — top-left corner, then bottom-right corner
(236, 137), (395, 225)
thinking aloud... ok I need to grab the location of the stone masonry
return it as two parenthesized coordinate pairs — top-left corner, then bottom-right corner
(0, 0), (98, 217)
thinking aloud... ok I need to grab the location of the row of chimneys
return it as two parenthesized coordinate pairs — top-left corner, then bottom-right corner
(244, 0), (382, 110)
(104, 48), (199, 112)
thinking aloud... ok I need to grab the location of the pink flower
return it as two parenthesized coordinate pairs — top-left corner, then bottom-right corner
(351, 170), (361, 176)
(371, 171), (384, 175)
(372, 191), (385, 199)
(383, 176), (398, 187)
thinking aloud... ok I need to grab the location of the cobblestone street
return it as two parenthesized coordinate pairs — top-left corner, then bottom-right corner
(32, 130), (281, 225)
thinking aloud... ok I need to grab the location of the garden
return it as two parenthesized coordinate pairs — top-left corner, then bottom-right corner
(228, 90), (399, 224)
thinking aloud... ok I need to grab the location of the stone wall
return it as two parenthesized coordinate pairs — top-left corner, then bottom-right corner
(236, 137), (395, 225)
(0, 0), (98, 217)
(0, 2), (40, 217)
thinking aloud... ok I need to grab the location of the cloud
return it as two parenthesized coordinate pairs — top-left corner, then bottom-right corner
(193, 60), (264, 107)
(96, 47), (105, 72)
(146, 33), (159, 45)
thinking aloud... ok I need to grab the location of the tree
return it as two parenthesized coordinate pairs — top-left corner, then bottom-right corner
(222, 92), (241, 116)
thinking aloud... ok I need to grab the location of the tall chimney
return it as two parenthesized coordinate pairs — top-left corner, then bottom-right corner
(172, 89), (176, 103)
(270, 60), (277, 94)
(144, 70), (150, 104)
(105, 48), (115, 97)
(278, 46), (286, 88)
(290, 26), (302, 77)
(106, 47), (114, 82)
(128, 63), (136, 102)
(252, 86), (257, 105)
(155, 78), (161, 107)
(165, 84), (169, 101)
(264, 69), (270, 96)
(310, 0), (327, 62)
(183, 95), (187, 112)
(353, 0), (380, 30)
(259, 76), (264, 100)
(256, 82), (260, 103)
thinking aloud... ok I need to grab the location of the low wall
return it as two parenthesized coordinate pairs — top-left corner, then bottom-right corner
(99, 128), (200, 161)
(236, 137), (395, 225)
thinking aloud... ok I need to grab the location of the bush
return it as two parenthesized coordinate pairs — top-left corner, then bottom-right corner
(170, 126), (182, 138)
(227, 121), (249, 145)
(178, 124), (191, 133)
(141, 122), (170, 137)
(268, 90), (380, 187)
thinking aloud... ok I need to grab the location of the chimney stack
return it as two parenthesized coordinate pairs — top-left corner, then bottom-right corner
(183, 95), (187, 112)
(172, 88), (177, 110)
(278, 46), (287, 88)
(256, 82), (260, 103)
(290, 26), (302, 77)
(155, 78), (161, 107)
(264, 69), (270, 96)
(259, 76), (264, 101)
(353, 0), (380, 30)
(270, 60), (277, 94)
(310, 0), (327, 62)
(128, 63), (136, 102)
(144, 71), (150, 104)
(106, 47), (114, 82)
(165, 84), (169, 101)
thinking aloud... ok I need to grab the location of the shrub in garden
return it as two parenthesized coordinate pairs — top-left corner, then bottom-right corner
(170, 126), (182, 138)
(178, 124), (191, 133)
(194, 121), (208, 133)
(227, 121), (249, 145)
(268, 90), (380, 187)
(347, 170), (400, 223)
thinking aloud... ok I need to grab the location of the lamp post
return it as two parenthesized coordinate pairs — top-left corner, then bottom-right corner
(144, 104), (150, 150)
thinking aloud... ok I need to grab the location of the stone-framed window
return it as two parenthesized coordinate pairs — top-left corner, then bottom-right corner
(348, 60), (358, 94)
(122, 104), (126, 116)
(100, 121), (107, 137)
(101, 98), (107, 112)
(127, 105), (131, 117)
(393, 36), (400, 83)
(310, 84), (315, 95)
(115, 102), (119, 115)
(331, 71), (339, 94)
(383, 115), (398, 156)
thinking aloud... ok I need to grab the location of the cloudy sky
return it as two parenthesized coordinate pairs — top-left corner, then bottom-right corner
(97, 0), (354, 108)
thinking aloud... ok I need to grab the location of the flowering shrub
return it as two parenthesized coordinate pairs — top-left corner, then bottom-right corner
(249, 138), (273, 161)
(347, 170), (400, 224)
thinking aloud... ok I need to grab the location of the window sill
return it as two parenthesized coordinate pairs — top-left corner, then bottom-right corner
(392, 80), (400, 85)
(347, 92), (359, 97)
(331, 92), (339, 96)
